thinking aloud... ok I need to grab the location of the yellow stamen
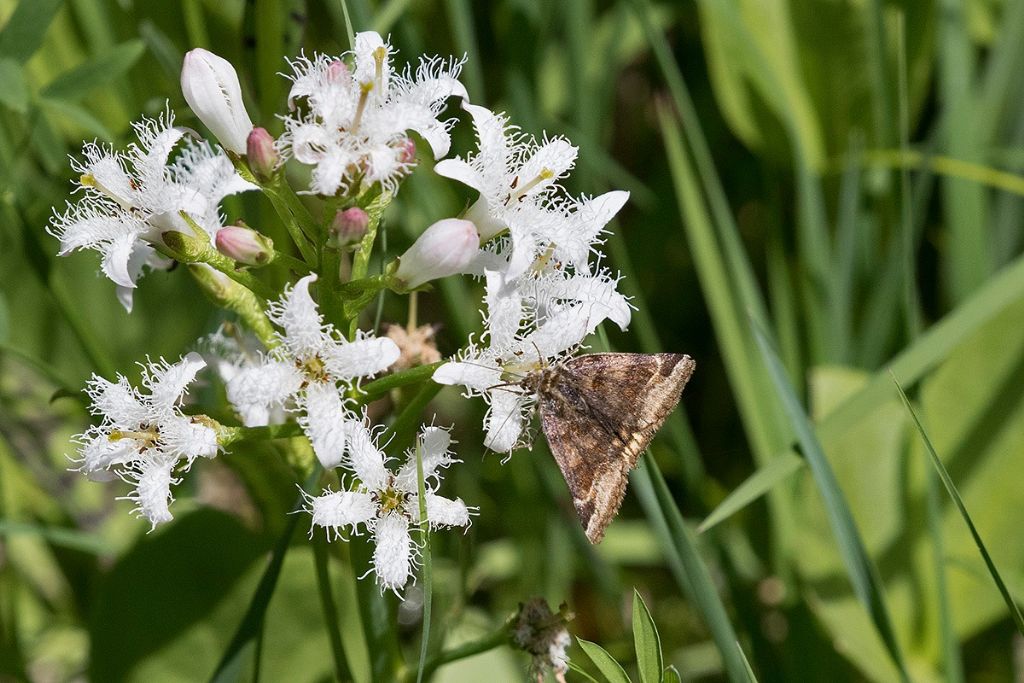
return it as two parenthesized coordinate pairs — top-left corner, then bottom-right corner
(508, 168), (555, 204)
(350, 81), (373, 135)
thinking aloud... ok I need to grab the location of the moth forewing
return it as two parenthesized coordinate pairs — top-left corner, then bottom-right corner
(525, 353), (695, 543)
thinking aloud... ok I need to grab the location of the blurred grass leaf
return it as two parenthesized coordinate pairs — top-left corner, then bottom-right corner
(41, 40), (146, 101)
(698, 453), (804, 534)
(0, 58), (28, 112)
(0, 0), (64, 62)
(751, 321), (910, 682)
(632, 589), (662, 683)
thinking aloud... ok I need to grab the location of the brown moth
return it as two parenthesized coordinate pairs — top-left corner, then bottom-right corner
(519, 352), (695, 543)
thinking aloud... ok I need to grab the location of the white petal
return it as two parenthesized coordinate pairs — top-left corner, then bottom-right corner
(144, 352), (206, 410)
(181, 49), (254, 154)
(225, 360), (304, 426)
(298, 382), (348, 469)
(373, 513), (413, 592)
(125, 458), (178, 529)
(425, 493), (470, 528)
(433, 158), (485, 194)
(343, 418), (389, 490)
(78, 431), (139, 475)
(518, 137), (577, 197)
(308, 489), (375, 536)
(270, 274), (330, 358)
(484, 270), (523, 348)
(159, 414), (219, 463)
(484, 390), (526, 453)
(394, 426), (454, 492)
(86, 375), (148, 426)
(354, 31), (391, 92)
(462, 103), (510, 178)
(432, 360), (501, 392)
(101, 233), (143, 289)
(323, 336), (400, 380)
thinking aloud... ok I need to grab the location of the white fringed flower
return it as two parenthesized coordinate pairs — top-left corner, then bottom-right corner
(279, 31), (467, 196)
(49, 108), (256, 311)
(304, 423), (473, 594)
(433, 267), (632, 452)
(224, 274), (399, 468)
(70, 352), (219, 529)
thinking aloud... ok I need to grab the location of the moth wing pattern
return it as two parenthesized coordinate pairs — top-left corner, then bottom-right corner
(538, 352), (695, 543)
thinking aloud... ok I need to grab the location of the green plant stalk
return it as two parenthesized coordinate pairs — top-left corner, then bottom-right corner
(233, 157), (319, 265)
(415, 439), (432, 683)
(313, 536), (352, 683)
(632, 456), (750, 683)
(220, 423), (304, 446)
(409, 621), (510, 682)
(187, 264), (277, 347)
(356, 362), (443, 404)
(925, 457), (965, 683)
(209, 466), (322, 683)
(384, 382), (443, 455)
(892, 376), (1024, 635)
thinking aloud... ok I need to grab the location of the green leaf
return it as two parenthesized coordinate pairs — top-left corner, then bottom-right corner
(0, 58), (28, 112)
(210, 468), (320, 683)
(39, 98), (114, 140)
(893, 375), (1024, 635)
(89, 510), (269, 682)
(698, 452), (805, 533)
(0, 0), (64, 62)
(41, 40), (146, 101)
(632, 589), (662, 683)
(751, 321), (910, 682)
(576, 638), (631, 683)
(0, 520), (113, 556)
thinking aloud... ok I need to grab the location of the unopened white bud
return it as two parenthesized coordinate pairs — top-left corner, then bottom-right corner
(394, 218), (479, 289)
(181, 48), (254, 154)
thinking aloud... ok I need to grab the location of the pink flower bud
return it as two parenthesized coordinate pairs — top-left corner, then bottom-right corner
(181, 48), (254, 154)
(394, 218), (479, 289)
(247, 127), (278, 180)
(397, 137), (417, 165)
(215, 225), (274, 266)
(327, 59), (350, 82)
(331, 207), (369, 246)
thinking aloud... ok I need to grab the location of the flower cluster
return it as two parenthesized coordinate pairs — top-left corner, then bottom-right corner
(71, 353), (220, 528)
(54, 27), (629, 606)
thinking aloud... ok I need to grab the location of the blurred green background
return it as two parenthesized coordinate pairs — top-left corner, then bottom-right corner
(3, 0), (1024, 681)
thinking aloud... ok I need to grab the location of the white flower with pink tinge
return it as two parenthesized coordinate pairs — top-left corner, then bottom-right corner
(224, 274), (399, 468)
(279, 31), (467, 196)
(71, 353), (219, 529)
(305, 424), (473, 594)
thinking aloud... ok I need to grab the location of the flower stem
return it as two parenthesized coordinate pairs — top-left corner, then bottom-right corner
(354, 361), (443, 404)
(415, 438), (433, 683)
(219, 423), (304, 446)
(408, 622), (511, 682)
(313, 535), (352, 683)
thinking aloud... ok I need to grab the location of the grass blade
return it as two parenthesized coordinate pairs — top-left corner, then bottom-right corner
(312, 536), (351, 683)
(751, 321), (910, 682)
(892, 375), (1024, 635)
(632, 456), (749, 683)
(0, 0), (64, 62)
(697, 453), (804, 534)
(737, 641), (759, 682)
(41, 40), (146, 101)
